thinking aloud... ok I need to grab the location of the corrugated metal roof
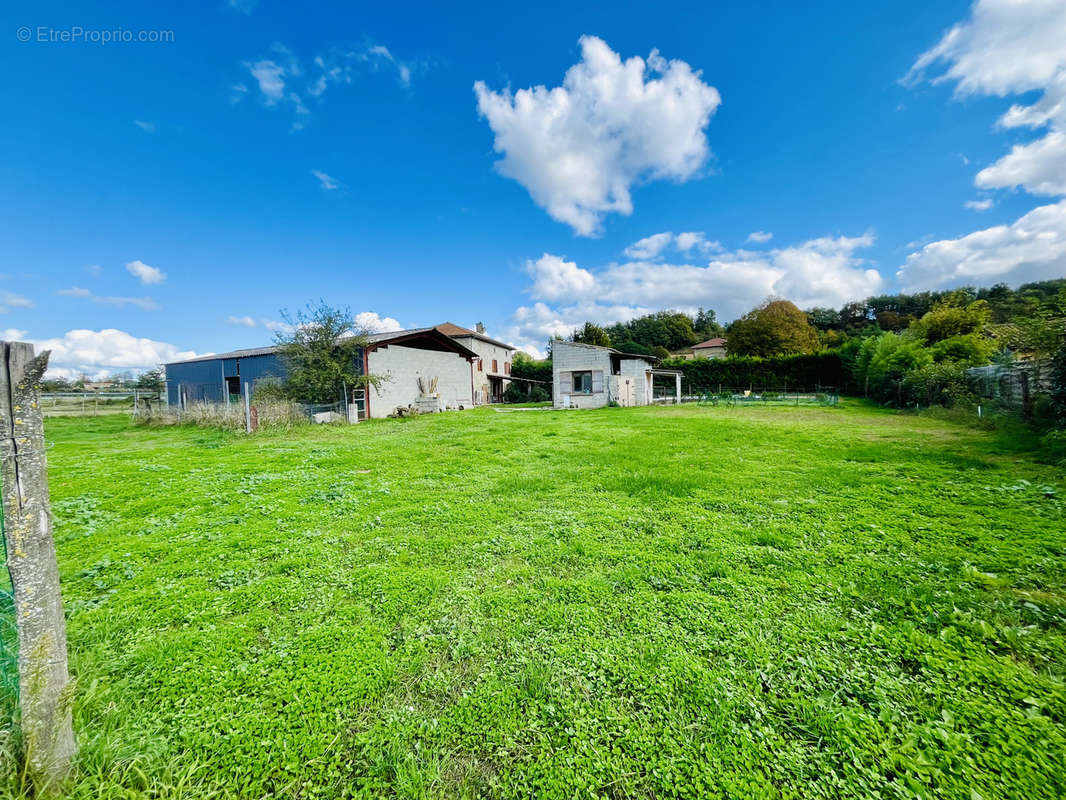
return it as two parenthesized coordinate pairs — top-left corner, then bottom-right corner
(165, 325), (479, 366)
(165, 346), (279, 365)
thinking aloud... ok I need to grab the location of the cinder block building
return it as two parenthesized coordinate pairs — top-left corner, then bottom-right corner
(164, 326), (487, 419)
(552, 341), (682, 409)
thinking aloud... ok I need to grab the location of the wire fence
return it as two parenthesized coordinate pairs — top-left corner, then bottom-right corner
(41, 390), (164, 417)
(0, 499), (18, 732)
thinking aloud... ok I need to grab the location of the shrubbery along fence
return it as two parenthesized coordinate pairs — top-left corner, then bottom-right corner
(661, 352), (845, 395)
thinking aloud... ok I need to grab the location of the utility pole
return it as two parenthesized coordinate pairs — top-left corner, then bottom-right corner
(0, 342), (75, 793)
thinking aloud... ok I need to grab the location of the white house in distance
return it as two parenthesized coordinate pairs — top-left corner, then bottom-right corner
(552, 341), (682, 409)
(436, 322), (515, 404)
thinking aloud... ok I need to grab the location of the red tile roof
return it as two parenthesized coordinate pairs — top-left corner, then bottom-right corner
(693, 337), (727, 348)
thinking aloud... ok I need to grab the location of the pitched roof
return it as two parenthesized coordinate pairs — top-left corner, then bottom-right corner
(435, 322), (516, 351)
(693, 337), (727, 348)
(555, 340), (660, 363)
(165, 326), (479, 366)
(166, 322), (498, 366)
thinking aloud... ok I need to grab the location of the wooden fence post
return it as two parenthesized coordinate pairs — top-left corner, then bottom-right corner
(0, 342), (75, 792)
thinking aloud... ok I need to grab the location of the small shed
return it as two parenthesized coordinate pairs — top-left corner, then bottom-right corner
(551, 341), (682, 409)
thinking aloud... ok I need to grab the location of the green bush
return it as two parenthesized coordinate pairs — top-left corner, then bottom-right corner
(662, 352), (845, 394)
(503, 383), (549, 403)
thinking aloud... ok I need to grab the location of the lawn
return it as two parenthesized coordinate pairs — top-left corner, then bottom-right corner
(4, 403), (1064, 798)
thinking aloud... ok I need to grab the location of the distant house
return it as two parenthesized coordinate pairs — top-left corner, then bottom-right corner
(690, 337), (728, 359)
(436, 322), (516, 404)
(552, 341), (681, 409)
(164, 326), (484, 419)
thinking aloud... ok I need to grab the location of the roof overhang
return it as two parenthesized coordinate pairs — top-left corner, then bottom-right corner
(366, 326), (479, 360)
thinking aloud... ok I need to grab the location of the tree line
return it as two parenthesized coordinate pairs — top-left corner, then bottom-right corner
(513, 278), (1066, 425)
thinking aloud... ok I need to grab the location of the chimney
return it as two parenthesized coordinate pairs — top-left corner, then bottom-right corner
(475, 322), (485, 334)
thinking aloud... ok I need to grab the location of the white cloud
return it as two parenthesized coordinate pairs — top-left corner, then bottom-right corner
(474, 35), (721, 236)
(525, 254), (597, 301)
(31, 329), (197, 380)
(746, 230), (773, 243)
(503, 232), (882, 354)
(623, 231), (719, 260)
(57, 286), (158, 310)
(907, 0), (1066, 198)
(964, 198), (994, 211)
(898, 199), (1066, 290)
(261, 319), (292, 333)
(133, 120), (156, 133)
(241, 312), (400, 335)
(905, 0), (1066, 96)
(360, 44), (414, 88)
(353, 312), (403, 333)
(675, 232), (719, 253)
(976, 129), (1066, 196)
(311, 169), (340, 190)
(236, 41), (419, 130)
(0, 291), (33, 313)
(2, 329), (28, 341)
(623, 233), (674, 260)
(85, 264), (102, 277)
(125, 259), (166, 285)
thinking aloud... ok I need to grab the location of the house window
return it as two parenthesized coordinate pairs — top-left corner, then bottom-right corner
(505, 361), (510, 374)
(572, 370), (593, 394)
(478, 358), (483, 372)
(492, 359), (498, 372)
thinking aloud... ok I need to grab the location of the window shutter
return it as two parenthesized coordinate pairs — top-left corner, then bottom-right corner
(560, 372), (572, 394)
(492, 359), (498, 372)
(592, 370), (604, 393)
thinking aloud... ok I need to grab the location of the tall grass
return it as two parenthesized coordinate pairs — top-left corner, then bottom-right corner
(135, 401), (308, 432)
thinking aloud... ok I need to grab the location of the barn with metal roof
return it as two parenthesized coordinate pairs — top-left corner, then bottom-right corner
(163, 325), (503, 419)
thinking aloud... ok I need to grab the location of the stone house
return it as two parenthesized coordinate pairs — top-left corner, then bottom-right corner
(436, 322), (515, 404)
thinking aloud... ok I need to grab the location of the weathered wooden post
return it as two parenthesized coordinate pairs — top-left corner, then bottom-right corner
(0, 342), (76, 792)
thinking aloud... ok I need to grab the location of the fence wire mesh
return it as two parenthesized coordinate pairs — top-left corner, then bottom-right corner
(0, 503), (18, 728)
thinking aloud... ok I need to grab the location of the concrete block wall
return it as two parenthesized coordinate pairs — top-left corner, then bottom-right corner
(619, 357), (652, 406)
(552, 342), (612, 409)
(367, 344), (473, 418)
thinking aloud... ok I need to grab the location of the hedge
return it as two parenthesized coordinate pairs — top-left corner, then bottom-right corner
(661, 352), (846, 394)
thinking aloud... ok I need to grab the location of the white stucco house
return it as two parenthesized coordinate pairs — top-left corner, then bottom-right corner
(552, 341), (682, 409)
(436, 322), (515, 404)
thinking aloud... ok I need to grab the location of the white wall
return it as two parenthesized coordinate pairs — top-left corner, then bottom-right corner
(454, 335), (514, 404)
(619, 357), (652, 406)
(367, 344), (473, 418)
(552, 341), (612, 409)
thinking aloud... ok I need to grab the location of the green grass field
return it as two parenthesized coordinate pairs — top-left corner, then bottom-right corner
(4, 403), (1064, 798)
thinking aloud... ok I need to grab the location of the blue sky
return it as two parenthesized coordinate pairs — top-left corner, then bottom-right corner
(4, 0), (1065, 375)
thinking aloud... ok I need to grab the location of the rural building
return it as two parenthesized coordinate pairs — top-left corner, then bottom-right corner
(164, 326), (484, 419)
(552, 341), (682, 409)
(689, 337), (728, 359)
(436, 322), (515, 404)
